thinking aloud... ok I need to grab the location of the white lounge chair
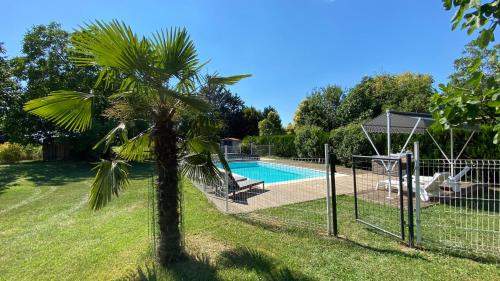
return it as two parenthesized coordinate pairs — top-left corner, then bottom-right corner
(376, 172), (449, 201)
(412, 172), (449, 202)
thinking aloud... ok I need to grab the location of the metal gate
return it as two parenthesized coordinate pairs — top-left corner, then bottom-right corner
(352, 155), (414, 245)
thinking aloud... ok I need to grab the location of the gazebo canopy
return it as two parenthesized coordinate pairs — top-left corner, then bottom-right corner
(361, 110), (478, 167)
(362, 111), (434, 134)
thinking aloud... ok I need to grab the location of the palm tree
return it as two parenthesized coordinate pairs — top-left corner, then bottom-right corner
(23, 20), (249, 266)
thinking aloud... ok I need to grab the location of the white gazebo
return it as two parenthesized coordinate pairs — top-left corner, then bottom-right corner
(361, 110), (477, 198)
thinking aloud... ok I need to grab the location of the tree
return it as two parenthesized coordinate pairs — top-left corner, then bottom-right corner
(241, 106), (263, 136)
(258, 111), (284, 136)
(23, 20), (250, 265)
(285, 123), (294, 134)
(432, 0), (500, 143)
(0, 43), (20, 133)
(449, 40), (499, 87)
(201, 81), (246, 138)
(293, 85), (343, 131)
(338, 73), (433, 125)
(262, 105), (277, 117)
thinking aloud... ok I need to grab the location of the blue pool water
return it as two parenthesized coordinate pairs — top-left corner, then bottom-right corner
(219, 161), (324, 184)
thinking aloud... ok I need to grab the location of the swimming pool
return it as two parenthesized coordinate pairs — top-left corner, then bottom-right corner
(220, 161), (325, 184)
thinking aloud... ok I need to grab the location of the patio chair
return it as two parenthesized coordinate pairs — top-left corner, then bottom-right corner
(227, 173), (265, 197)
(376, 172), (449, 201)
(411, 172), (449, 202)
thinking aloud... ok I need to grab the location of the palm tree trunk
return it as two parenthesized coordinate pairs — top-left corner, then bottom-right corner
(153, 113), (182, 265)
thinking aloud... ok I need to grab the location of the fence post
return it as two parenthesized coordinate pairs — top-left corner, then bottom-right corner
(398, 158), (405, 241)
(406, 153), (414, 247)
(352, 156), (359, 220)
(414, 142), (421, 245)
(250, 143), (253, 155)
(268, 142), (271, 156)
(224, 145), (229, 212)
(330, 150), (338, 237)
(325, 144), (332, 235)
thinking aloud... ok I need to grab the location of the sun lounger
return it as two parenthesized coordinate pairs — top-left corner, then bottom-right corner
(376, 172), (449, 201)
(232, 175), (247, 182)
(228, 174), (264, 197)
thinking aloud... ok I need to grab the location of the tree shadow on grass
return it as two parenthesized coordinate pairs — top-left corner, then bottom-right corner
(0, 161), (92, 188)
(337, 236), (429, 261)
(118, 254), (217, 281)
(232, 214), (322, 239)
(0, 161), (154, 191)
(217, 247), (315, 281)
(119, 248), (314, 281)
(233, 215), (432, 262)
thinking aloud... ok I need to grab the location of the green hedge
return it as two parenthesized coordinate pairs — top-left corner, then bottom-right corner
(242, 134), (296, 157)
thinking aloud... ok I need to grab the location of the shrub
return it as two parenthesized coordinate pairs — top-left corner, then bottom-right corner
(22, 144), (43, 160)
(0, 142), (24, 164)
(294, 125), (328, 158)
(329, 123), (372, 165)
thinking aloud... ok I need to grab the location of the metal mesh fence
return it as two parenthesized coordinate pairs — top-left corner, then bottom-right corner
(249, 144), (275, 157)
(351, 155), (409, 240)
(220, 144), (242, 154)
(417, 159), (500, 261)
(193, 157), (332, 232)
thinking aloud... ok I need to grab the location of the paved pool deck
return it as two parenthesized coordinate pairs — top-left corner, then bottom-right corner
(199, 159), (355, 214)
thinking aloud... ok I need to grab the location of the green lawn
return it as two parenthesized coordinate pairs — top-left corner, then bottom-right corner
(0, 161), (499, 280)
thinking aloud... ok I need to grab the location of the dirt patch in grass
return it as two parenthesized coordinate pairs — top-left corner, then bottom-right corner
(184, 234), (233, 261)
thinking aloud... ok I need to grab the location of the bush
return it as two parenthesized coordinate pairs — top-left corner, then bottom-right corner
(22, 144), (43, 160)
(294, 125), (328, 158)
(0, 142), (24, 164)
(242, 134), (296, 157)
(329, 123), (372, 165)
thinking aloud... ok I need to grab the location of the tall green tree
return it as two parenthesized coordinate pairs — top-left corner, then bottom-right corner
(23, 21), (249, 265)
(432, 0), (500, 143)
(241, 106), (263, 136)
(262, 105), (277, 118)
(338, 73), (433, 125)
(201, 81), (246, 138)
(258, 111), (284, 136)
(0, 43), (20, 132)
(293, 85), (343, 131)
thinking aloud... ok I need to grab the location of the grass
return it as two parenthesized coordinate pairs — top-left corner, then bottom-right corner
(1, 161), (499, 280)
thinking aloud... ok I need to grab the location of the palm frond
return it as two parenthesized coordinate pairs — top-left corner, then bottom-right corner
(23, 90), (93, 132)
(207, 74), (252, 86)
(115, 129), (152, 162)
(151, 28), (199, 81)
(93, 122), (128, 152)
(72, 20), (153, 89)
(182, 116), (230, 172)
(158, 88), (212, 113)
(89, 159), (130, 210)
(180, 152), (223, 186)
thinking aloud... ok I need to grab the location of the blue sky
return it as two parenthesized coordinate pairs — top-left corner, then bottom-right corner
(1, 0), (472, 124)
